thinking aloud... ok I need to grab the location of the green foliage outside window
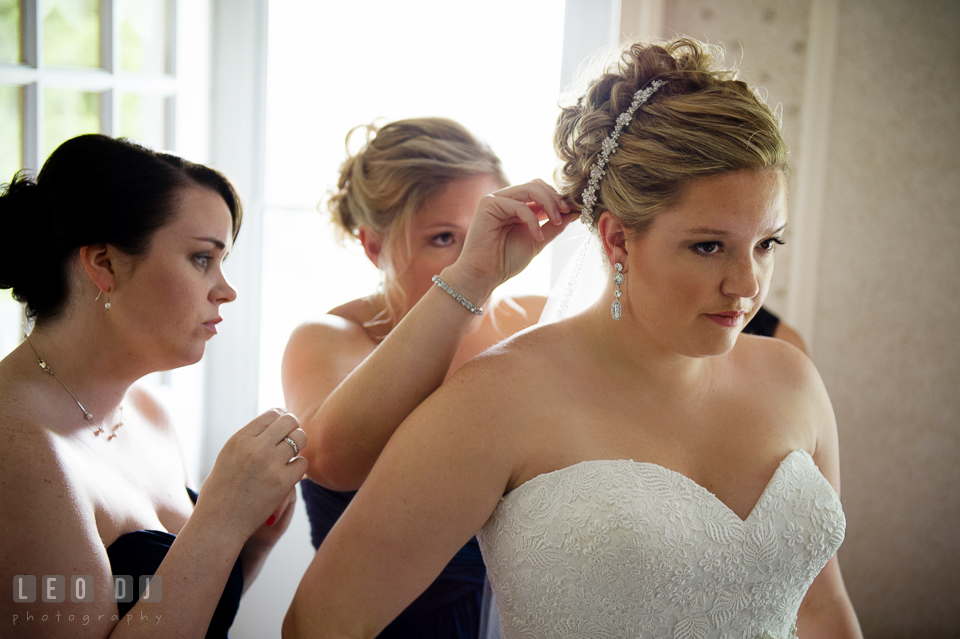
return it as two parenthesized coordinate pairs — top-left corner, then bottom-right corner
(43, 0), (100, 68)
(43, 89), (100, 162)
(0, 85), (21, 183)
(0, 0), (19, 64)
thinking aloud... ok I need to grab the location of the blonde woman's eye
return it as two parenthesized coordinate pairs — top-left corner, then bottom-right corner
(432, 233), (455, 247)
(758, 237), (786, 251)
(193, 255), (211, 268)
(693, 242), (721, 255)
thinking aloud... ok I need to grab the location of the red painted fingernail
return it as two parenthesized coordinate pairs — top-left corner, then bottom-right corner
(266, 515), (276, 526)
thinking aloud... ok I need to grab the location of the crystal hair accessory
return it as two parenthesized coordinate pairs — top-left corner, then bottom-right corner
(431, 275), (484, 316)
(579, 79), (665, 230)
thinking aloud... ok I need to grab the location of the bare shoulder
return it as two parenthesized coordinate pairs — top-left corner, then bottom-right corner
(1, 419), (78, 508)
(0, 367), (96, 521)
(441, 319), (568, 411)
(0, 415), (101, 565)
(734, 332), (820, 389)
(283, 311), (375, 375)
(404, 319), (581, 492)
(490, 295), (547, 335)
(772, 320), (809, 354)
(1, 422), (118, 632)
(732, 333), (835, 443)
(281, 308), (378, 414)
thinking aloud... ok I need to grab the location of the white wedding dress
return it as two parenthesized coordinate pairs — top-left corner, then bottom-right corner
(476, 449), (845, 639)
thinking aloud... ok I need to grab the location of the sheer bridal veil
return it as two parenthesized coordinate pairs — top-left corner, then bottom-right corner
(539, 226), (609, 324)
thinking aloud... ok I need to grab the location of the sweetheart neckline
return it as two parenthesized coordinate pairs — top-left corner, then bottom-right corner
(105, 486), (196, 549)
(107, 528), (175, 549)
(502, 449), (819, 525)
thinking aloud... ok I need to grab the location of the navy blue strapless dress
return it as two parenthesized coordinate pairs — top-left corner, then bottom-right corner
(743, 306), (781, 337)
(105, 488), (243, 639)
(301, 479), (485, 638)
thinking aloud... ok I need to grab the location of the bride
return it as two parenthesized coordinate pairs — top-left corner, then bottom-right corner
(283, 37), (862, 638)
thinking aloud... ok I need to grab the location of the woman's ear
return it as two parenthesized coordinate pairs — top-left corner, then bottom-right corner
(358, 227), (384, 269)
(78, 244), (116, 294)
(597, 211), (629, 271)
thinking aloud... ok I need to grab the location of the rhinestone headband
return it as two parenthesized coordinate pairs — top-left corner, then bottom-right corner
(579, 79), (664, 230)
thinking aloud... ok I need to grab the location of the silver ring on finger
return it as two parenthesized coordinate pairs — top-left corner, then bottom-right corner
(283, 436), (299, 456)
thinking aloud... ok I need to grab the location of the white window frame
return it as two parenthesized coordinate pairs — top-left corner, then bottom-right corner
(200, 0), (268, 477)
(0, 0), (179, 171)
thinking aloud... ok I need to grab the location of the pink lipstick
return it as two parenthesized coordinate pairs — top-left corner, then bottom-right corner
(203, 317), (222, 334)
(706, 311), (745, 327)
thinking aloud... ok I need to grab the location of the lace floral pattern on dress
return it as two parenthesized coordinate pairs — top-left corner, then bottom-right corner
(477, 450), (844, 639)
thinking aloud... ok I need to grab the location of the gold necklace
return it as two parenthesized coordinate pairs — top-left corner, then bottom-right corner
(24, 337), (123, 440)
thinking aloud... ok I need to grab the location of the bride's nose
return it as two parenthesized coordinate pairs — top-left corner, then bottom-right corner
(721, 255), (760, 300)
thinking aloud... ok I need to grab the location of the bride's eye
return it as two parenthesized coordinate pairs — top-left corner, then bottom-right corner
(431, 232), (455, 248)
(757, 237), (786, 251)
(692, 242), (721, 255)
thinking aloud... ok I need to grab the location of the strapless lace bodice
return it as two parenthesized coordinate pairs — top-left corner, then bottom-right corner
(476, 450), (845, 639)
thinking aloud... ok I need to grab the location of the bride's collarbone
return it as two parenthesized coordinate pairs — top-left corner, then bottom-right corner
(529, 386), (783, 458)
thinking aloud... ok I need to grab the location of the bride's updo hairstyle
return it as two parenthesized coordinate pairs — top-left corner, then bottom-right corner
(0, 134), (242, 323)
(555, 37), (787, 234)
(326, 117), (506, 261)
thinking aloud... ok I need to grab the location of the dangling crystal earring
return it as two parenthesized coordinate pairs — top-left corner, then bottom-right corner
(611, 262), (624, 321)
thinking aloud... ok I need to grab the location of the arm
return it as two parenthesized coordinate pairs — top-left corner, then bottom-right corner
(282, 283), (493, 491)
(285, 180), (574, 490)
(795, 363), (862, 638)
(129, 384), (300, 593)
(1, 435), (245, 638)
(283, 354), (527, 638)
(237, 486), (298, 593)
(1, 411), (306, 638)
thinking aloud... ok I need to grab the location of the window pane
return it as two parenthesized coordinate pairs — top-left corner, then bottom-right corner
(120, 93), (166, 149)
(0, 0), (19, 64)
(119, 0), (168, 73)
(43, 88), (100, 162)
(259, 0), (565, 410)
(0, 85), (21, 184)
(0, 288), (24, 360)
(43, 0), (100, 68)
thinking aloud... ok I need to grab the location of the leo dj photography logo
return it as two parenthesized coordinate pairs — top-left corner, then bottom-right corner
(12, 575), (162, 628)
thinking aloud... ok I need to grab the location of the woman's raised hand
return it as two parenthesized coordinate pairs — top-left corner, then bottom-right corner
(449, 179), (577, 293)
(194, 409), (308, 546)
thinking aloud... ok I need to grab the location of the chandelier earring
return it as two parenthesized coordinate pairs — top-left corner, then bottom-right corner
(611, 262), (624, 321)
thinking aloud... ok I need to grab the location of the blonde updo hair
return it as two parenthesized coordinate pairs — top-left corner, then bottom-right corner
(555, 37), (787, 234)
(326, 117), (507, 258)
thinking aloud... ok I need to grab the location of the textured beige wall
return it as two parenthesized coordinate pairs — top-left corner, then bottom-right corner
(655, 0), (812, 315)
(650, 0), (960, 635)
(816, 1), (960, 635)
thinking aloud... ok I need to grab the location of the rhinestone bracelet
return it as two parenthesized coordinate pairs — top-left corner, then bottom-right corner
(431, 275), (484, 316)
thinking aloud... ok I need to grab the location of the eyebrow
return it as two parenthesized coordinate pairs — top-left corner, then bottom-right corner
(194, 236), (227, 250)
(685, 223), (788, 236)
(421, 223), (467, 232)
